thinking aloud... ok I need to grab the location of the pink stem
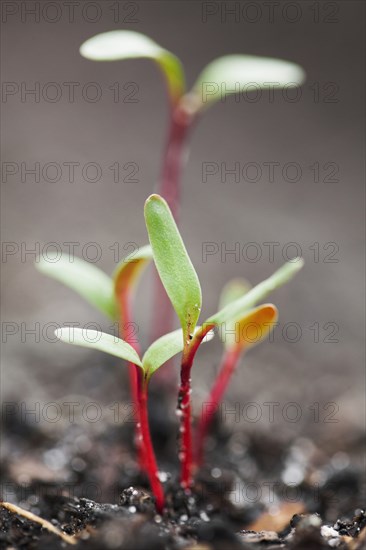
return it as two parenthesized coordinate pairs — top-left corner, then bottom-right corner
(178, 358), (193, 488)
(196, 346), (243, 466)
(160, 110), (190, 220)
(118, 291), (145, 468)
(120, 293), (165, 511)
(138, 376), (165, 512)
(178, 325), (214, 488)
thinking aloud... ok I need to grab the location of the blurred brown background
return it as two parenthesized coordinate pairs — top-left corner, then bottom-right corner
(1, 1), (364, 442)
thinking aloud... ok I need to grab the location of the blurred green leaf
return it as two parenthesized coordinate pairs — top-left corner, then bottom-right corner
(206, 259), (304, 326)
(55, 327), (142, 367)
(36, 254), (117, 319)
(144, 194), (202, 343)
(191, 55), (305, 111)
(219, 278), (252, 310)
(218, 278), (252, 348)
(80, 30), (185, 104)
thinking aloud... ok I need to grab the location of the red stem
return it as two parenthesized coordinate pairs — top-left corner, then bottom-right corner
(160, 110), (190, 221)
(196, 346), (243, 466)
(118, 293), (165, 511)
(178, 358), (192, 488)
(178, 325), (214, 488)
(118, 290), (145, 468)
(138, 376), (165, 512)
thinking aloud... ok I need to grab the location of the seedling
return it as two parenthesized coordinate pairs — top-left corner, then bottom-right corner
(41, 194), (303, 510)
(144, 194), (304, 488)
(196, 278), (278, 465)
(36, 245), (153, 467)
(79, 30), (306, 340)
(37, 34), (306, 512)
(55, 325), (211, 512)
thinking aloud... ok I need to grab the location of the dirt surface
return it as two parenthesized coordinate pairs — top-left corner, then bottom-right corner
(1, 392), (364, 549)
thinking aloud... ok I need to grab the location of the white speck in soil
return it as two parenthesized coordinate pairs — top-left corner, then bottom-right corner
(200, 511), (210, 522)
(321, 525), (340, 538)
(281, 462), (304, 485)
(157, 471), (168, 482)
(154, 515), (162, 523)
(211, 467), (222, 479)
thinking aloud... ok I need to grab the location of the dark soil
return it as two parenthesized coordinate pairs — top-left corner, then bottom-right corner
(1, 391), (365, 549)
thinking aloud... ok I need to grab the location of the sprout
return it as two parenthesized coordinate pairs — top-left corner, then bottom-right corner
(55, 325), (212, 512)
(196, 302), (278, 465)
(79, 31), (306, 340)
(144, 194), (303, 488)
(36, 246), (153, 468)
(35, 36), (307, 512)
(39, 194), (303, 508)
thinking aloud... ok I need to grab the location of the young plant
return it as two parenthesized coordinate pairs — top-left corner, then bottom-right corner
(55, 325), (213, 512)
(35, 35), (307, 514)
(36, 246), (153, 466)
(144, 194), (304, 488)
(144, 194), (202, 488)
(40, 194), (303, 509)
(196, 281), (278, 464)
(79, 30), (306, 341)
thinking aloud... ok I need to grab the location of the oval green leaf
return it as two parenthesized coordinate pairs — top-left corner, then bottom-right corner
(191, 54), (305, 111)
(55, 327), (142, 368)
(142, 326), (214, 381)
(80, 30), (185, 104)
(206, 259), (304, 326)
(144, 194), (202, 343)
(36, 254), (117, 319)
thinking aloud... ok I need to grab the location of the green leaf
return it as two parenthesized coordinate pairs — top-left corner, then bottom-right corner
(142, 326), (213, 380)
(222, 304), (278, 351)
(144, 194), (202, 343)
(206, 259), (304, 326)
(80, 30), (185, 104)
(218, 278), (252, 348)
(113, 244), (153, 304)
(56, 325), (212, 381)
(36, 254), (117, 319)
(142, 329), (183, 379)
(219, 278), (252, 311)
(55, 327), (142, 367)
(191, 54), (305, 111)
